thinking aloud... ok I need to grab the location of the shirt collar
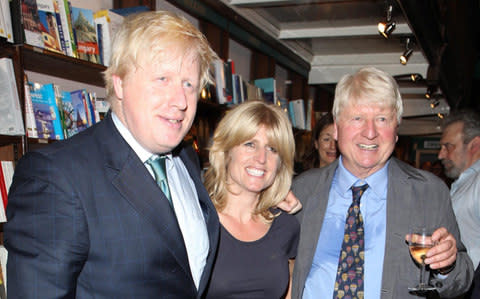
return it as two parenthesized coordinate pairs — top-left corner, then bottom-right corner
(111, 112), (172, 163)
(336, 155), (389, 198)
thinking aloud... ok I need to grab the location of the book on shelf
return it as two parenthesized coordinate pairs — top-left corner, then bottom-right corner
(36, 0), (63, 53)
(21, 0), (45, 48)
(55, 0), (76, 57)
(24, 78), (38, 138)
(245, 80), (263, 101)
(0, 0), (14, 42)
(213, 59), (228, 104)
(305, 98), (313, 131)
(0, 160), (14, 223)
(290, 98), (306, 130)
(0, 57), (25, 136)
(0, 245), (7, 298)
(69, 88), (89, 133)
(254, 77), (276, 104)
(71, 6), (100, 64)
(93, 9), (123, 66)
(29, 81), (64, 140)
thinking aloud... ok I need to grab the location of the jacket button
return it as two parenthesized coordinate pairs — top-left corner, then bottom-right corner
(435, 281), (443, 288)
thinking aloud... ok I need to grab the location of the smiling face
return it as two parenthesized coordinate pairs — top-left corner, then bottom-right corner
(226, 126), (281, 198)
(315, 124), (337, 167)
(335, 100), (398, 178)
(112, 49), (200, 154)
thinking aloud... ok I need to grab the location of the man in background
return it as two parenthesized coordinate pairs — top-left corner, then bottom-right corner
(438, 109), (480, 298)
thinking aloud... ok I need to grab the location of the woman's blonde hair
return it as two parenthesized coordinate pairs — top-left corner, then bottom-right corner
(204, 101), (295, 221)
(104, 10), (217, 103)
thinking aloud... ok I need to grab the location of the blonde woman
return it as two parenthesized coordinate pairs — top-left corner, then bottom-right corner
(204, 101), (299, 298)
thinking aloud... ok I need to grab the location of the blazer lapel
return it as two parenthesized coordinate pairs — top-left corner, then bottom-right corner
(99, 115), (190, 278)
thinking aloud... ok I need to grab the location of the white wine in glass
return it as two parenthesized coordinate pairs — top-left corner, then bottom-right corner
(407, 226), (437, 292)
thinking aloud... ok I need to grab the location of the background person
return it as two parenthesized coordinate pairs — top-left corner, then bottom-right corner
(438, 109), (480, 298)
(301, 112), (338, 171)
(204, 101), (300, 299)
(291, 67), (473, 299)
(4, 11), (220, 298)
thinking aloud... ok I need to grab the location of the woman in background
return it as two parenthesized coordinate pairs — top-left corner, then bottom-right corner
(204, 101), (299, 299)
(301, 112), (337, 171)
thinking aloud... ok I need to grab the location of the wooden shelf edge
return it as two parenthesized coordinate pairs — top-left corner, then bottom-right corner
(20, 45), (106, 87)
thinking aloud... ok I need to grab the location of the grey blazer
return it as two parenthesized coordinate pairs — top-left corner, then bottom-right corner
(291, 158), (473, 299)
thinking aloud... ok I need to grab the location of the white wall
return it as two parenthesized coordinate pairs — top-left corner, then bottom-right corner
(69, 0), (112, 11)
(228, 38), (251, 82)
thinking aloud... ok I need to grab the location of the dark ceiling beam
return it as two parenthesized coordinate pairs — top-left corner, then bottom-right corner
(397, 0), (477, 111)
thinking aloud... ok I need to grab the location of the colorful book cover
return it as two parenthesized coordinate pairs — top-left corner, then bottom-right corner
(69, 89), (88, 133)
(36, 0), (63, 53)
(29, 82), (64, 140)
(93, 9), (124, 66)
(59, 90), (78, 138)
(254, 77), (276, 104)
(52, 0), (66, 54)
(21, 0), (44, 48)
(71, 6), (100, 64)
(55, 0), (76, 57)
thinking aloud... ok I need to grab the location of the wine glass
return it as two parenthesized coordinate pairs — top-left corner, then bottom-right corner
(407, 226), (437, 292)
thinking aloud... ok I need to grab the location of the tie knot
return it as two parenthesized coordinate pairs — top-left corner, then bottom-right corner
(351, 183), (368, 203)
(146, 155), (167, 181)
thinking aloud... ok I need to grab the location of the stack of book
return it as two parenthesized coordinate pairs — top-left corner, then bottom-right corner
(13, 0), (127, 66)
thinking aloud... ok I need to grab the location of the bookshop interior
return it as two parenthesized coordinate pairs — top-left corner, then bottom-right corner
(0, 0), (479, 284)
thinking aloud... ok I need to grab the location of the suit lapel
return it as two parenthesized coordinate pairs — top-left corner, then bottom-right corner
(99, 114), (191, 278)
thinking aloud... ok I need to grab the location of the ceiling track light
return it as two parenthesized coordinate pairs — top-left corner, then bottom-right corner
(430, 99), (440, 109)
(400, 38), (413, 65)
(410, 73), (422, 82)
(378, 4), (396, 39)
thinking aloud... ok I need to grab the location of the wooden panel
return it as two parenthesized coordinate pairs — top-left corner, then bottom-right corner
(250, 51), (275, 79)
(114, 0), (155, 10)
(288, 71), (308, 100)
(200, 20), (229, 61)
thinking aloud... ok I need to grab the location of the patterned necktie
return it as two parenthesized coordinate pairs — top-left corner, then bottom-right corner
(146, 155), (173, 207)
(333, 183), (368, 299)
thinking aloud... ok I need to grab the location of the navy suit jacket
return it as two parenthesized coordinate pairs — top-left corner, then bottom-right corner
(4, 113), (219, 298)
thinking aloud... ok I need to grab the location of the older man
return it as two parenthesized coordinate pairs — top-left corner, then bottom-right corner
(291, 67), (473, 298)
(438, 109), (480, 298)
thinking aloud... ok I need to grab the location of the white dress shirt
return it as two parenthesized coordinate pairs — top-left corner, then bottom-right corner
(112, 112), (209, 289)
(450, 159), (480, 268)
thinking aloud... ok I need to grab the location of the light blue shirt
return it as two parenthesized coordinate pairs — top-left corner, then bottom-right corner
(450, 159), (480, 268)
(303, 156), (388, 299)
(112, 112), (209, 290)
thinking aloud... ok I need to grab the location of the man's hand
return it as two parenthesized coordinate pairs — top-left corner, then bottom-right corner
(424, 227), (457, 272)
(276, 191), (302, 214)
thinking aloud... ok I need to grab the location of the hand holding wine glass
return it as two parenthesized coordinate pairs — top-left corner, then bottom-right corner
(407, 226), (437, 292)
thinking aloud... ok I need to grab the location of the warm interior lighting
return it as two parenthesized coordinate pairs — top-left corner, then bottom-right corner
(378, 5), (395, 39)
(400, 38), (413, 65)
(410, 73), (422, 82)
(400, 48), (413, 65)
(430, 99), (440, 109)
(437, 113), (444, 119)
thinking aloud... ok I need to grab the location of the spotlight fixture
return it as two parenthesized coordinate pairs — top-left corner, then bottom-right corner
(430, 99), (440, 109)
(437, 113), (444, 119)
(410, 73), (422, 82)
(400, 38), (413, 65)
(378, 4), (396, 39)
(425, 86), (438, 99)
